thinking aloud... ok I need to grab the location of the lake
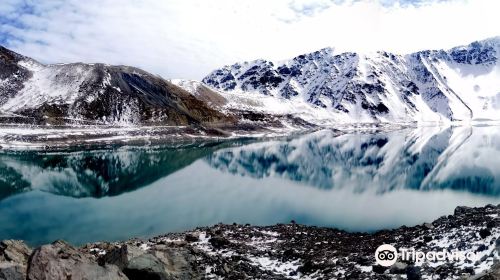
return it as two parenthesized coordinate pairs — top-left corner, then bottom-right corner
(1, 126), (499, 246)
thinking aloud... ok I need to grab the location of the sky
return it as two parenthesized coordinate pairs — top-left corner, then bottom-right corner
(0, 0), (499, 79)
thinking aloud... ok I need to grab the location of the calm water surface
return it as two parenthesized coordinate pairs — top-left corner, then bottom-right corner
(1, 126), (499, 246)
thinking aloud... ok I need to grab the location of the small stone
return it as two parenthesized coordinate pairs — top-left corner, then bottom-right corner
(390, 262), (408, 274)
(463, 266), (474, 275)
(479, 228), (491, 239)
(454, 206), (471, 216)
(298, 260), (316, 274)
(423, 236), (433, 243)
(223, 263), (231, 274)
(486, 221), (496, 229)
(356, 256), (370, 266)
(372, 264), (387, 274)
(476, 244), (488, 252)
(184, 233), (199, 243)
(283, 249), (296, 260)
(406, 265), (422, 280)
(423, 223), (434, 230)
(209, 236), (230, 249)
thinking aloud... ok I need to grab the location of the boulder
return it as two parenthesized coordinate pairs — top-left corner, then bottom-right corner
(455, 206), (472, 216)
(27, 240), (128, 280)
(423, 223), (434, 230)
(209, 236), (230, 249)
(124, 246), (201, 280)
(479, 228), (491, 239)
(124, 253), (168, 280)
(372, 264), (387, 274)
(0, 240), (32, 265)
(184, 234), (199, 243)
(153, 247), (199, 278)
(99, 245), (128, 270)
(0, 263), (25, 280)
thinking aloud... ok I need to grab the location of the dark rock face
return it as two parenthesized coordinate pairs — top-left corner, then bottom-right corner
(449, 41), (497, 64)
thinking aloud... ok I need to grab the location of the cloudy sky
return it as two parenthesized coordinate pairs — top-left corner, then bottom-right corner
(0, 0), (499, 79)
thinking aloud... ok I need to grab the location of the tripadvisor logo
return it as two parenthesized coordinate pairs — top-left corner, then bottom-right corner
(375, 244), (398, 267)
(374, 244), (478, 267)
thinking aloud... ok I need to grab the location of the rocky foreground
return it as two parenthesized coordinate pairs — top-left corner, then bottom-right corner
(0, 205), (499, 280)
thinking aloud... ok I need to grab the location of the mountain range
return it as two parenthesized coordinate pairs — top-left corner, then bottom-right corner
(203, 37), (500, 124)
(1, 37), (500, 133)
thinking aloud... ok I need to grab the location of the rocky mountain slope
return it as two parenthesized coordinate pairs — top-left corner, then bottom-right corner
(0, 46), (232, 128)
(203, 37), (500, 123)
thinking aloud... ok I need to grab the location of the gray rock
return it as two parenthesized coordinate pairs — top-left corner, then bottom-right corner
(125, 245), (147, 262)
(468, 263), (500, 280)
(27, 240), (128, 280)
(455, 206), (472, 216)
(153, 248), (200, 279)
(390, 262), (408, 274)
(100, 245), (128, 270)
(124, 247), (201, 280)
(124, 253), (168, 280)
(0, 240), (32, 265)
(0, 263), (25, 280)
(423, 223), (435, 230)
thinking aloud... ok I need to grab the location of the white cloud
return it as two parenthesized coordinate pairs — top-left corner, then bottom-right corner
(0, 0), (499, 79)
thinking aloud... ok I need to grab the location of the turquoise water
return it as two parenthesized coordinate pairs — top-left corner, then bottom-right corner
(1, 126), (499, 246)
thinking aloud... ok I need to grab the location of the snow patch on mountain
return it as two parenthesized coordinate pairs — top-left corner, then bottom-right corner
(2, 63), (94, 111)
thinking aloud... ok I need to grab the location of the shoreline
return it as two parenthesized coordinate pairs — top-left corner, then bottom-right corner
(1, 204), (498, 279)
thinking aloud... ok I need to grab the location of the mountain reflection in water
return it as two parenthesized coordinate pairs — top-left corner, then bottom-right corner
(207, 126), (500, 195)
(0, 126), (499, 245)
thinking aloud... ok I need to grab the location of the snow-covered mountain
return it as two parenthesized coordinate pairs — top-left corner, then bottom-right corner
(0, 46), (231, 127)
(1, 37), (500, 129)
(203, 37), (500, 123)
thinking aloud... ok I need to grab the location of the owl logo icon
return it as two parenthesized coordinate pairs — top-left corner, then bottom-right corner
(375, 244), (398, 267)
